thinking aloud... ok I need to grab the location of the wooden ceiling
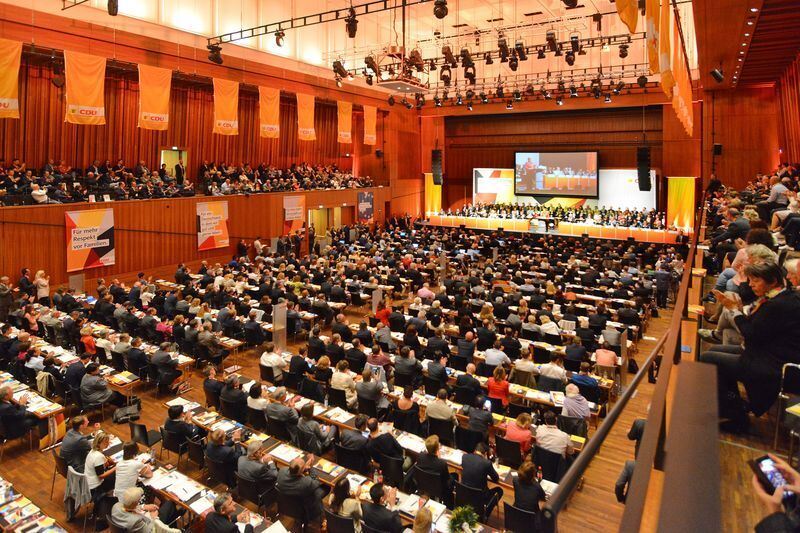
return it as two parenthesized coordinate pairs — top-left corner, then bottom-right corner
(737, 0), (800, 85)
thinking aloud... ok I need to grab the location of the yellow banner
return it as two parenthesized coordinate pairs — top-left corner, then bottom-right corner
(64, 51), (106, 125)
(671, 20), (694, 136)
(659, 0), (675, 98)
(616, 0), (638, 34)
(645, 0), (660, 75)
(337, 100), (352, 143)
(259, 86), (280, 138)
(296, 92), (316, 141)
(0, 39), (22, 119)
(137, 64), (171, 130)
(363, 105), (377, 145)
(667, 177), (696, 232)
(212, 78), (239, 135)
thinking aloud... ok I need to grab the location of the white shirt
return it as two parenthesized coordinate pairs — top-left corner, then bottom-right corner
(484, 348), (511, 367)
(84, 450), (106, 490)
(514, 358), (537, 373)
(538, 363), (567, 382)
(114, 459), (145, 497)
(535, 425), (571, 456)
(247, 396), (269, 410)
(260, 351), (286, 379)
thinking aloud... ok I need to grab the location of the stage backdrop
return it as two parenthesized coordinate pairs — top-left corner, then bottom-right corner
(65, 208), (115, 272)
(196, 201), (230, 251)
(358, 191), (374, 223)
(471, 168), (656, 210)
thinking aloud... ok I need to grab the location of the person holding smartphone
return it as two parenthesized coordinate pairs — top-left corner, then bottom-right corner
(752, 454), (800, 532)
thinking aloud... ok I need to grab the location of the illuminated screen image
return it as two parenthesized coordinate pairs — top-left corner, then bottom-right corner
(514, 151), (599, 198)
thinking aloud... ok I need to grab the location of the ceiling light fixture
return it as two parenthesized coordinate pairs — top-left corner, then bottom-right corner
(345, 7), (358, 38)
(434, 0), (449, 19)
(207, 44), (223, 64)
(275, 31), (285, 47)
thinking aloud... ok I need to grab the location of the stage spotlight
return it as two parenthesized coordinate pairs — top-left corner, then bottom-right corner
(496, 85), (504, 98)
(506, 100), (514, 110)
(409, 49), (425, 72)
(455, 92), (463, 105)
(498, 36), (510, 62)
(525, 84), (535, 95)
(546, 31), (558, 52)
(570, 35), (580, 52)
(402, 97), (413, 109)
(275, 31), (285, 47)
(637, 75), (648, 87)
(440, 65), (452, 86)
(442, 89), (449, 101)
(619, 44), (629, 58)
(464, 64), (476, 84)
(207, 44), (223, 64)
(513, 89), (522, 101)
(415, 94), (425, 109)
(540, 86), (551, 99)
(604, 93), (612, 103)
(569, 85), (578, 97)
(365, 56), (379, 75)
(592, 85), (601, 99)
(554, 45), (563, 57)
(515, 41), (527, 61)
(562, 0), (578, 7)
(333, 60), (348, 78)
(556, 96), (564, 106)
(578, 46), (586, 55)
(107, 0), (118, 16)
(710, 68), (724, 83)
(434, 94), (442, 107)
(365, 75), (373, 85)
(335, 76), (343, 87)
(613, 80), (625, 95)
(484, 53), (493, 65)
(345, 7), (358, 38)
(442, 46), (457, 67)
(565, 50), (575, 65)
(388, 95), (395, 106)
(434, 0), (448, 19)
(557, 80), (566, 92)
(460, 48), (474, 67)
(465, 89), (475, 100)
(480, 92), (488, 103)
(537, 48), (546, 59)
(429, 59), (437, 71)
(466, 101), (473, 111)
(509, 51), (519, 71)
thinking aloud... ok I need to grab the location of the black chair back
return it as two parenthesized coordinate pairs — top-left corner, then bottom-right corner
(324, 508), (356, 533)
(267, 417), (293, 441)
(335, 443), (369, 474)
(574, 382), (601, 404)
(454, 426), (483, 453)
(476, 363), (496, 378)
(356, 395), (378, 418)
(235, 472), (275, 512)
(277, 490), (309, 526)
(393, 371), (413, 388)
(450, 356), (467, 371)
(259, 364), (277, 383)
(247, 407), (267, 431)
(346, 357), (365, 374)
(454, 386), (475, 406)
(206, 455), (231, 487)
(379, 454), (405, 489)
(220, 398), (243, 422)
(488, 397), (505, 415)
(362, 524), (383, 533)
(506, 402), (530, 419)
(283, 372), (302, 391)
(204, 387), (221, 410)
(454, 481), (487, 521)
(186, 438), (205, 469)
(503, 502), (540, 533)
(110, 351), (125, 372)
(159, 427), (185, 456)
(296, 426), (321, 455)
(533, 445), (566, 483)
(328, 388), (349, 410)
(129, 422), (160, 448)
(495, 434), (524, 469)
(543, 333), (562, 345)
(535, 376), (565, 393)
(423, 376), (442, 396)
(427, 417), (454, 447)
(107, 516), (127, 533)
(413, 466), (444, 501)
(563, 359), (582, 373)
(557, 414), (588, 438)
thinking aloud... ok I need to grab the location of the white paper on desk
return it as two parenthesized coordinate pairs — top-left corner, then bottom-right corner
(241, 381), (255, 394)
(189, 494), (214, 515)
(313, 404), (329, 417)
(169, 480), (202, 501)
(346, 474), (367, 488)
(271, 443), (302, 463)
(397, 433), (426, 454)
(166, 397), (191, 407)
(541, 479), (558, 498)
(424, 499), (447, 523)
(326, 407), (352, 423)
(146, 471), (178, 490)
(261, 521), (290, 533)
(236, 513), (263, 532)
(396, 492), (423, 516)
(211, 420), (237, 433)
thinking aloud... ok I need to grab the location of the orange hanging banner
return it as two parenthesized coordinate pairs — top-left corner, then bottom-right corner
(337, 101), (352, 143)
(137, 64), (172, 130)
(296, 92), (316, 141)
(212, 78), (239, 135)
(616, 0), (638, 34)
(258, 86), (280, 138)
(363, 105), (377, 145)
(659, 0), (675, 98)
(0, 38), (22, 119)
(64, 50), (106, 125)
(645, 0), (660, 75)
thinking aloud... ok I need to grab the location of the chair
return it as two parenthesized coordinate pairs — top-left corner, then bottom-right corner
(533, 445), (566, 482)
(159, 427), (188, 468)
(543, 333), (562, 346)
(51, 378), (73, 407)
(393, 371), (413, 388)
(504, 502), (540, 533)
(267, 417), (293, 442)
(276, 491), (311, 531)
(235, 472), (276, 515)
(454, 481), (488, 522)
(774, 363), (800, 449)
(511, 369), (535, 388)
(186, 437), (206, 470)
(206, 455), (233, 488)
(379, 454), (405, 489)
(427, 417), (455, 447)
(129, 422), (162, 449)
(324, 508), (356, 533)
(488, 397), (506, 415)
(204, 386), (221, 410)
(335, 443), (370, 474)
(557, 414), (588, 439)
(328, 388), (349, 410)
(573, 382), (601, 404)
(476, 363), (496, 378)
(362, 524), (383, 533)
(283, 372), (302, 392)
(260, 364), (280, 384)
(450, 356), (467, 372)
(50, 449), (68, 500)
(454, 386), (475, 406)
(536, 376), (565, 394)
(107, 516), (127, 533)
(356, 395), (378, 418)
(413, 466), (445, 502)
(423, 376), (443, 396)
(247, 407), (267, 431)
(495, 434), (524, 469)
(110, 351), (126, 372)
(220, 398), (245, 423)
(506, 401), (531, 419)
(454, 426), (483, 453)
(532, 346), (551, 364)
(563, 358), (582, 373)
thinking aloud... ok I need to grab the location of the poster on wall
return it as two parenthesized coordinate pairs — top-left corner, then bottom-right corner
(283, 196), (306, 234)
(65, 209), (115, 272)
(358, 191), (374, 223)
(197, 201), (230, 251)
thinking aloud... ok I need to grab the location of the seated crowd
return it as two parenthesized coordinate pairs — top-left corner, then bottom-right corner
(438, 202), (669, 230)
(0, 157), (374, 206)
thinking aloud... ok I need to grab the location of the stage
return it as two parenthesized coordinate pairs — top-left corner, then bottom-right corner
(425, 214), (686, 244)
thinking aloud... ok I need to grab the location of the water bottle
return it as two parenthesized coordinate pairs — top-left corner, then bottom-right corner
(150, 447), (156, 464)
(537, 466), (543, 482)
(373, 468), (380, 484)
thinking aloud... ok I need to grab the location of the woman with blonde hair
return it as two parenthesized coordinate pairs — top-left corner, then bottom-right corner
(33, 270), (50, 306)
(504, 412), (535, 454)
(412, 506), (433, 533)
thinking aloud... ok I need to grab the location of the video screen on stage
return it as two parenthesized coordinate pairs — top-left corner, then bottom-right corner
(514, 151), (599, 198)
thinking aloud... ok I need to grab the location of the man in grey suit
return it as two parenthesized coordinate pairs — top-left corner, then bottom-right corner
(276, 456), (329, 523)
(340, 414), (369, 450)
(80, 363), (125, 407)
(374, 323), (397, 351)
(237, 441), (278, 493)
(355, 368), (390, 413)
(264, 387), (300, 440)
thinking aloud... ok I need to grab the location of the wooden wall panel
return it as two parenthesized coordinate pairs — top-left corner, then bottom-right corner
(777, 54), (800, 164)
(386, 111), (423, 216)
(702, 86), (781, 189)
(662, 100), (703, 178)
(442, 107), (663, 210)
(0, 187), (389, 287)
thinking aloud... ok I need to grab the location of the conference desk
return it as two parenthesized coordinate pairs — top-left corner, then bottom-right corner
(0, 370), (64, 450)
(0, 474), (67, 532)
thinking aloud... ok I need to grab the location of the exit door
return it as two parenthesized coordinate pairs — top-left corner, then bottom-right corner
(160, 148), (188, 181)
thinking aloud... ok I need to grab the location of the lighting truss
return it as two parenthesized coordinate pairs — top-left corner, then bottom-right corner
(61, 0), (91, 9)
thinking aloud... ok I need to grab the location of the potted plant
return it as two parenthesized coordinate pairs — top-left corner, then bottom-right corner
(449, 505), (479, 532)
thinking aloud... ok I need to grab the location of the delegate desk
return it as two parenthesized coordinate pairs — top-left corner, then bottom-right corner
(0, 474), (67, 532)
(0, 370), (64, 449)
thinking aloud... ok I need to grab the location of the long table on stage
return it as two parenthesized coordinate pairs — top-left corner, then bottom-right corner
(426, 214), (684, 243)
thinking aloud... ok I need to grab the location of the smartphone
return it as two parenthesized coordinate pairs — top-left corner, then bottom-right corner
(483, 399), (492, 411)
(750, 455), (795, 500)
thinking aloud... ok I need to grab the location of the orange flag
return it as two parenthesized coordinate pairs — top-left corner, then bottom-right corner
(137, 64), (171, 130)
(212, 78), (239, 135)
(616, 0), (638, 34)
(64, 50), (106, 125)
(645, 0), (660, 75)
(337, 101), (352, 143)
(0, 38), (22, 119)
(363, 105), (377, 145)
(296, 93), (316, 141)
(258, 87), (280, 139)
(659, 0), (675, 98)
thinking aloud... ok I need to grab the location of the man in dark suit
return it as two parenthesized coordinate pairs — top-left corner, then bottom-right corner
(126, 338), (148, 376)
(500, 327), (522, 360)
(276, 456), (328, 523)
(307, 327), (326, 360)
(220, 375), (248, 422)
(243, 311), (267, 346)
(615, 460), (636, 503)
(174, 159), (186, 186)
(164, 404), (204, 446)
(60, 415), (93, 472)
(63, 353), (91, 390)
(427, 353), (450, 393)
(340, 414), (369, 450)
(265, 388), (300, 441)
(460, 443), (504, 516)
(362, 483), (403, 533)
(455, 363), (483, 404)
(203, 365), (224, 398)
(366, 417), (404, 463)
(414, 435), (458, 507)
(344, 338), (367, 372)
(0, 385), (38, 439)
(205, 492), (253, 533)
(331, 314), (353, 342)
(627, 418), (646, 458)
(475, 320), (496, 351)
(388, 309), (406, 332)
(426, 327), (451, 359)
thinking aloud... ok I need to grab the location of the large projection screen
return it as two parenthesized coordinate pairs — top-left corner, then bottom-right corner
(514, 151), (598, 198)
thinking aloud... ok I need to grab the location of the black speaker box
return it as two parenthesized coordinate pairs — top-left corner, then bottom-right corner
(637, 146), (652, 191)
(713, 143), (723, 156)
(432, 149), (443, 185)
